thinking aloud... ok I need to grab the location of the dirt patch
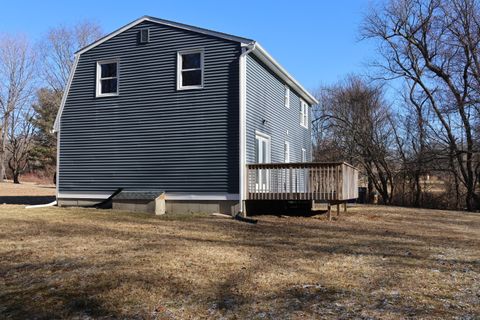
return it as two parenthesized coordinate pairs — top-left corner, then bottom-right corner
(0, 205), (479, 319)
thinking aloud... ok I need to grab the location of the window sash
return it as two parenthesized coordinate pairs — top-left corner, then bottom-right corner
(177, 50), (204, 90)
(96, 60), (119, 97)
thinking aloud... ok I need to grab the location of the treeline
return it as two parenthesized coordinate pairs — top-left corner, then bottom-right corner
(313, 0), (480, 211)
(0, 21), (103, 184)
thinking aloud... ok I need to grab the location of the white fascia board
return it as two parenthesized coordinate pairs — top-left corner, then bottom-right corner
(251, 43), (319, 105)
(53, 54), (79, 133)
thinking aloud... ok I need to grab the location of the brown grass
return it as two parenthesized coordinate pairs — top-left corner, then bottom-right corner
(0, 205), (479, 319)
(0, 181), (55, 196)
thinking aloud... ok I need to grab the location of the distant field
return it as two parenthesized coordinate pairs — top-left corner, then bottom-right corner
(0, 204), (479, 319)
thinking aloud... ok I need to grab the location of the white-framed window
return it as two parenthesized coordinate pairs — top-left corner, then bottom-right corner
(302, 148), (307, 162)
(284, 141), (290, 163)
(96, 60), (119, 97)
(177, 49), (204, 90)
(284, 86), (290, 108)
(300, 100), (309, 128)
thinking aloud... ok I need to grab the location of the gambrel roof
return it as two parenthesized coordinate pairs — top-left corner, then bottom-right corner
(53, 16), (318, 132)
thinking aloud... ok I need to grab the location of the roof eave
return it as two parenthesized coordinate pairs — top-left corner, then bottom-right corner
(76, 16), (254, 55)
(250, 43), (318, 105)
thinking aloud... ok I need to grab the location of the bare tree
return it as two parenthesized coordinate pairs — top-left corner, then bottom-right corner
(0, 34), (36, 182)
(30, 21), (103, 182)
(362, 0), (480, 210)
(7, 107), (34, 183)
(40, 21), (103, 93)
(314, 76), (397, 204)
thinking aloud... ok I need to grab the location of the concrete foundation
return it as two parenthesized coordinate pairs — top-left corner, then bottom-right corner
(165, 200), (239, 215)
(58, 199), (100, 207)
(58, 198), (239, 216)
(113, 198), (165, 215)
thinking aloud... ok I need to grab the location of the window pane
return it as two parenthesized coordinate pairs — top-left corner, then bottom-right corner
(101, 79), (117, 94)
(182, 53), (201, 69)
(101, 63), (117, 78)
(182, 70), (202, 86)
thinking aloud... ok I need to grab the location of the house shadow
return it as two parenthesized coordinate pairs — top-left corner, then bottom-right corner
(246, 200), (327, 217)
(0, 196), (56, 205)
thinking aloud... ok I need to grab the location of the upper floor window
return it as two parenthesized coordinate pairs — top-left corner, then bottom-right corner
(300, 100), (308, 128)
(177, 49), (204, 90)
(302, 148), (307, 162)
(96, 60), (119, 97)
(284, 86), (290, 108)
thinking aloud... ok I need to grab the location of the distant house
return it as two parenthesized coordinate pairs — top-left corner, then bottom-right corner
(54, 16), (357, 215)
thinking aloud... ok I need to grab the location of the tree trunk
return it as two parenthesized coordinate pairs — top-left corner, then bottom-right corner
(367, 175), (375, 204)
(413, 172), (421, 207)
(13, 171), (20, 184)
(0, 125), (6, 182)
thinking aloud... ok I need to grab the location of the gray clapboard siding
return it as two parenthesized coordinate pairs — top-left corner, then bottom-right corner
(59, 20), (240, 194)
(245, 54), (311, 164)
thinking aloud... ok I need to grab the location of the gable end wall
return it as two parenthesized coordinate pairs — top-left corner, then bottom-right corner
(59, 21), (240, 195)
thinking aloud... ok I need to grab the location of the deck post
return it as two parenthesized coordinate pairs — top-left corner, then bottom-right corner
(343, 202), (347, 213)
(327, 203), (331, 221)
(336, 203), (340, 217)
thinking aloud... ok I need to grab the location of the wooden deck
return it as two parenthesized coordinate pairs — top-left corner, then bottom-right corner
(246, 162), (359, 202)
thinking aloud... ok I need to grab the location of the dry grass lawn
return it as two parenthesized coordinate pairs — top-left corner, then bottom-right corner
(0, 181), (55, 197)
(0, 204), (479, 319)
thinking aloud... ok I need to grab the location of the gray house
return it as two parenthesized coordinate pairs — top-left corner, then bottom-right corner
(54, 16), (357, 215)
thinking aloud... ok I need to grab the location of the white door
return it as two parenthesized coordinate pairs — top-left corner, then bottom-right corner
(255, 132), (270, 191)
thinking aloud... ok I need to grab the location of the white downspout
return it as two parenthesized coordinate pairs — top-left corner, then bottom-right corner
(239, 42), (256, 215)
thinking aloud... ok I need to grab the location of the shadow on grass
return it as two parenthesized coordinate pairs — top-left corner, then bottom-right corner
(1, 206), (479, 318)
(0, 196), (56, 205)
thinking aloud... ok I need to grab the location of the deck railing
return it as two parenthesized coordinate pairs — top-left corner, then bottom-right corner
(246, 162), (358, 201)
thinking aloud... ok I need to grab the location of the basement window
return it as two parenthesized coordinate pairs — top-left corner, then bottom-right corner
(96, 60), (119, 97)
(177, 49), (204, 90)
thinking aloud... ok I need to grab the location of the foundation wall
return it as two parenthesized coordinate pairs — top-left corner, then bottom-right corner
(58, 198), (239, 216)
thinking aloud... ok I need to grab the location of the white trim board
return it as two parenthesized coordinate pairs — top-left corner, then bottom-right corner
(57, 192), (113, 199)
(57, 192), (239, 201)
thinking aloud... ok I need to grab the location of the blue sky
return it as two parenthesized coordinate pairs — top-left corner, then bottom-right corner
(0, 0), (375, 92)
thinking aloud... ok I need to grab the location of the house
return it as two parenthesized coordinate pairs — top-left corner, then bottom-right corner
(54, 16), (358, 215)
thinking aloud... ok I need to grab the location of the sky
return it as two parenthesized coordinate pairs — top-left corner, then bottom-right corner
(0, 0), (376, 93)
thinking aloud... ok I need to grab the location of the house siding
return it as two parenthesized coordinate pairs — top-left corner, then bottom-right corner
(59, 20), (240, 195)
(245, 54), (311, 164)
